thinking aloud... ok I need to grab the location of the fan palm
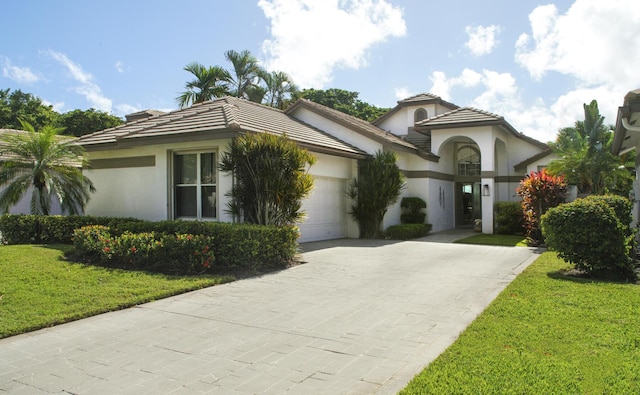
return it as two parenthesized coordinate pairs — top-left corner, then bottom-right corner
(176, 63), (231, 108)
(0, 120), (95, 215)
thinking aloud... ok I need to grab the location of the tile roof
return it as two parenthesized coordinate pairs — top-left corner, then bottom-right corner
(285, 98), (438, 161)
(372, 93), (459, 126)
(77, 97), (366, 158)
(513, 148), (554, 171)
(416, 107), (549, 149)
(0, 129), (81, 166)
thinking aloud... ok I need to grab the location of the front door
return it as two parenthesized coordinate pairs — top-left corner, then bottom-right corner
(456, 182), (481, 227)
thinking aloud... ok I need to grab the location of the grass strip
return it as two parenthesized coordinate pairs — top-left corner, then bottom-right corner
(401, 251), (640, 394)
(454, 233), (528, 247)
(0, 244), (234, 338)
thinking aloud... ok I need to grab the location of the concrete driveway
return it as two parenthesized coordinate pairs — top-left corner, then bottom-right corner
(0, 232), (539, 394)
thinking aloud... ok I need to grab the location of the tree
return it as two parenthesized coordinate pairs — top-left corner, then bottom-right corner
(547, 100), (632, 195)
(224, 49), (261, 100)
(219, 133), (315, 226)
(176, 63), (231, 108)
(58, 108), (123, 137)
(348, 151), (405, 238)
(261, 70), (298, 109)
(0, 88), (59, 130)
(516, 169), (567, 246)
(0, 120), (95, 215)
(293, 88), (390, 121)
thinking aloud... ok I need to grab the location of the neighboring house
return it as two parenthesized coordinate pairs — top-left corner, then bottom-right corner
(612, 88), (640, 227)
(77, 94), (553, 241)
(0, 129), (64, 215)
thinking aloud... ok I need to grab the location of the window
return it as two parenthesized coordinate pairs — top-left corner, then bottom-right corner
(457, 145), (481, 176)
(414, 108), (428, 124)
(174, 152), (216, 219)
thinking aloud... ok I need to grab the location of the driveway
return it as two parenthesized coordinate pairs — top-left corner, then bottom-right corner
(0, 233), (539, 394)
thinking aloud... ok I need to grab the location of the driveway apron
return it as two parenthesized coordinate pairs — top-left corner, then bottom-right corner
(0, 236), (539, 394)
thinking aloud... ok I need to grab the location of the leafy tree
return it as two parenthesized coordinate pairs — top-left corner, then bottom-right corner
(0, 88), (59, 130)
(219, 133), (315, 226)
(348, 151), (405, 238)
(225, 49), (261, 100)
(294, 88), (390, 121)
(547, 100), (633, 195)
(0, 121), (95, 215)
(516, 169), (567, 246)
(58, 108), (123, 137)
(176, 63), (232, 108)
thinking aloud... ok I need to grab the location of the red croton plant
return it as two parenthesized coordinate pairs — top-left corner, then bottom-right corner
(516, 169), (568, 246)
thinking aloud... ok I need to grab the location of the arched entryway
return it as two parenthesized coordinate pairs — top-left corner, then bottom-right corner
(454, 142), (482, 227)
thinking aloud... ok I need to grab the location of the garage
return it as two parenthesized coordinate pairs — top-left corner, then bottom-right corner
(298, 176), (348, 242)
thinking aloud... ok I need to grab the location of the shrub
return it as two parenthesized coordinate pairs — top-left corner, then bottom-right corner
(541, 198), (635, 279)
(516, 170), (567, 245)
(494, 201), (524, 235)
(400, 197), (427, 224)
(385, 223), (432, 240)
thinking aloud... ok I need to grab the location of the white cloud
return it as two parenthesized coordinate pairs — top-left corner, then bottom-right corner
(44, 50), (113, 112)
(515, 0), (640, 89)
(2, 56), (41, 84)
(464, 25), (502, 56)
(115, 61), (125, 73)
(429, 68), (482, 101)
(394, 86), (413, 101)
(115, 103), (140, 115)
(258, 0), (406, 88)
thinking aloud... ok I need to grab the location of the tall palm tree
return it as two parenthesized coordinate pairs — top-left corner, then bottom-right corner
(0, 120), (95, 215)
(261, 70), (298, 109)
(176, 62), (231, 108)
(224, 49), (261, 99)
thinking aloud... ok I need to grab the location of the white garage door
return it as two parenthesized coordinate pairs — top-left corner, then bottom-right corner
(298, 176), (348, 242)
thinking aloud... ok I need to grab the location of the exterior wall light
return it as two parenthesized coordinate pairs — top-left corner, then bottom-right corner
(482, 184), (490, 196)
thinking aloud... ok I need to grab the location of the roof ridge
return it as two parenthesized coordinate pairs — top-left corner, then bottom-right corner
(462, 106), (502, 119)
(221, 99), (241, 129)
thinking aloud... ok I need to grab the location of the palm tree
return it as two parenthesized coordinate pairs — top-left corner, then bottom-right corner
(176, 63), (231, 108)
(0, 120), (95, 215)
(262, 70), (298, 109)
(224, 49), (261, 100)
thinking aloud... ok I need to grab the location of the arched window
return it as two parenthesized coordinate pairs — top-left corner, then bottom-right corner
(457, 145), (481, 176)
(414, 108), (428, 124)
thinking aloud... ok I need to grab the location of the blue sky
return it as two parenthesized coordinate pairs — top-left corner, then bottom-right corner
(2, 0), (639, 143)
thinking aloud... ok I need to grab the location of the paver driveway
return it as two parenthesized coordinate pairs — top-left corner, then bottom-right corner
(0, 234), (539, 394)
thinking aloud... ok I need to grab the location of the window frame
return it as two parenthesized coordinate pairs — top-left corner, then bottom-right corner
(171, 149), (218, 221)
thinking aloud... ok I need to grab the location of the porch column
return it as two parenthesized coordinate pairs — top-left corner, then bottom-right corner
(480, 174), (494, 234)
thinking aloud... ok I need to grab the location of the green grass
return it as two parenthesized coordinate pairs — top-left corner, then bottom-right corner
(454, 233), (527, 247)
(0, 244), (234, 339)
(401, 252), (640, 394)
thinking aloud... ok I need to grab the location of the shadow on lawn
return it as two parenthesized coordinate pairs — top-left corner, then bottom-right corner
(547, 269), (639, 285)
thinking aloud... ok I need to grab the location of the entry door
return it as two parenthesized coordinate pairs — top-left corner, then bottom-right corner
(457, 182), (481, 226)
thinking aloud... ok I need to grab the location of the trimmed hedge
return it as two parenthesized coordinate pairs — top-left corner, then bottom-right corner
(541, 196), (635, 279)
(400, 197), (427, 224)
(494, 201), (524, 235)
(385, 223), (432, 240)
(0, 215), (299, 272)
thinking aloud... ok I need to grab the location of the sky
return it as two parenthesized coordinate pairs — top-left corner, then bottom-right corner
(2, 0), (639, 143)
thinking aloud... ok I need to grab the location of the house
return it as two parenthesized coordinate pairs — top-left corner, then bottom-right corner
(77, 94), (553, 242)
(612, 88), (640, 226)
(0, 129), (65, 215)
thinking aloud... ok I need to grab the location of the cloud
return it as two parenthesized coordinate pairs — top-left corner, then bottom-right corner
(258, 0), (406, 88)
(44, 50), (113, 112)
(115, 61), (125, 73)
(394, 86), (413, 101)
(515, 0), (640, 89)
(2, 56), (41, 84)
(464, 25), (502, 56)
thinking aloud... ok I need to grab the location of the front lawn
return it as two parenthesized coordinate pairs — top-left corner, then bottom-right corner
(0, 244), (234, 339)
(401, 252), (640, 394)
(454, 233), (527, 247)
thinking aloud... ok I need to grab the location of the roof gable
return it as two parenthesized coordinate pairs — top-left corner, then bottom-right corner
(372, 93), (459, 125)
(77, 97), (366, 158)
(286, 98), (438, 161)
(417, 107), (548, 149)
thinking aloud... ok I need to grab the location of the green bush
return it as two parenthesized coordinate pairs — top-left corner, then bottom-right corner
(385, 223), (432, 240)
(0, 214), (298, 272)
(400, 197), (427, 224)
(494, 201), (524, 235)
(72, 226), (215, 274)
(541, 198), (635, 279)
